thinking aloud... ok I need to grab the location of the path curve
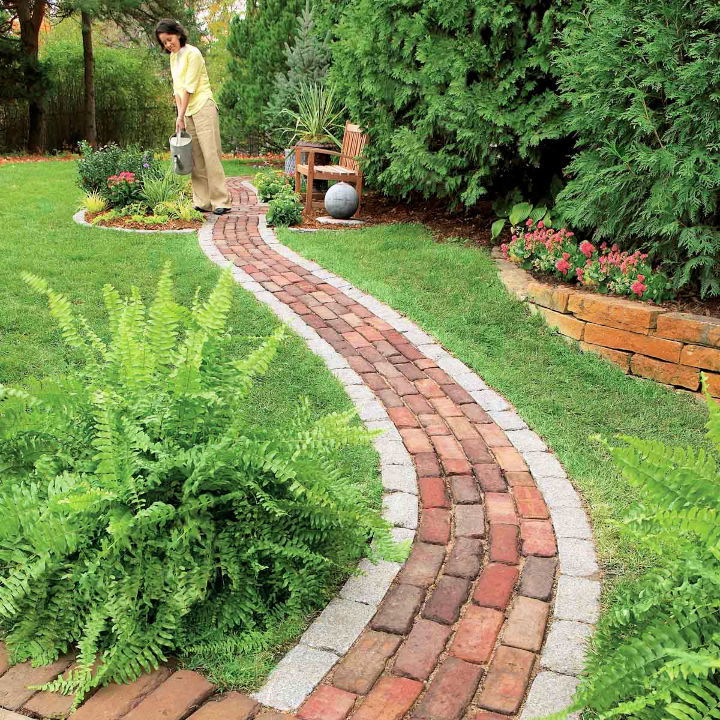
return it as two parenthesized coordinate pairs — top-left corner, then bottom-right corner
(0, 179), (598, 720)
(200, 178), (600, 719)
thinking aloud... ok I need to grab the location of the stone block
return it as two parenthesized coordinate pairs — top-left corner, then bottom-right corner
(302, 598), (376, 654)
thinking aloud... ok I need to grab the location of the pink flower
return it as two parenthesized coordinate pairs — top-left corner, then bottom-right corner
(537, 220), (545, 229)
(637, 274), (645, 282)
(556, 258), (571, 274)
(631, 281), (647, 296)
(579, 240), (595, 258)
(501, 243), (509, 258)
(526, 219), (534, 227)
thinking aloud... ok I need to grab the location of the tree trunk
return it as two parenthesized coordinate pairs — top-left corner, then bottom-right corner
(81, 10), (97, 146)
(17, 0), (46, 153)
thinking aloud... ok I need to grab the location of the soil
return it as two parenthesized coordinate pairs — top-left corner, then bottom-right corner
(85, 211), (202, 232)
(290, 188), (719, 319)
(1, 153), (77, 165)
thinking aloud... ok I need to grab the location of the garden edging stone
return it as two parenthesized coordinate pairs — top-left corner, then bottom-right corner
(73, 209), (196, 234)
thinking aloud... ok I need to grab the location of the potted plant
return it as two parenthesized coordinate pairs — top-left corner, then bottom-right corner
(282, 82), (344, 192)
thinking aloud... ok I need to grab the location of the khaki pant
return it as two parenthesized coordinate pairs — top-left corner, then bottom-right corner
(185, 101), (231, 210)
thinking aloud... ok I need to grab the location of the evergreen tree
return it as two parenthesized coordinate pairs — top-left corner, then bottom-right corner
(221, 0), (303, 148)
(329, 0), (582, 207)
(555, 0), (720, 296)
(266, 0), (330, 147)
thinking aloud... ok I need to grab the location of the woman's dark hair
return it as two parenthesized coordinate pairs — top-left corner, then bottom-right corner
(155, 19), (188, 53)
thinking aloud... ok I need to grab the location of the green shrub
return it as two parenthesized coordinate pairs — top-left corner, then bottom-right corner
(554, 0), (720, 296)
(0, 268), (392, 701)
(77, 142), (156, 196)
(566, 391), (720, 717)
(141, 170), (192, 209)
(329, 0), (581, 207)
(80, 192), (107, 214)
(254, 168), (292, 202)
(40, 36), (174, 151)
(266, 187), (303, 226)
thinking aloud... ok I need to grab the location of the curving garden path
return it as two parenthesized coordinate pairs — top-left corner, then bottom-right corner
(0, 179), (599, 720)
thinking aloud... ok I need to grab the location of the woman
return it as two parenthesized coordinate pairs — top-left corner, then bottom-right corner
(155, 19), (231, 215)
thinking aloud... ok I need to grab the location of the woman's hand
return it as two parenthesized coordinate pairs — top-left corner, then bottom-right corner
(175, 115), (186, 133)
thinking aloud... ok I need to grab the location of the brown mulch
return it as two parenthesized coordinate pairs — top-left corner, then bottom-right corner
(290, 188), (720, 318)
(86, 211), (201, 231)
(294, 189), (496, 245)
(1, 153), (77, 165)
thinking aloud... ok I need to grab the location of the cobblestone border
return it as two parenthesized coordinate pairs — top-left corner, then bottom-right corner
(196, 180), (601, 718)
(72, 209), (197, 234)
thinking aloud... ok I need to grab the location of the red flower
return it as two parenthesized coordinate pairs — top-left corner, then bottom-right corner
(631, 281), (647, 296)
(556, 258), (571, 274)
(579, 240), (595, 258)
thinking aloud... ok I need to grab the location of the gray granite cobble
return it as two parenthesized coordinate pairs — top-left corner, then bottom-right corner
(555, 576), (600, 624)
(520, 671), (580, 719)
(402, 328), (435, 346)
(383, 492), (419, 529)
(506, 428), (547, 452)
(381, 464), (418, 494)
(366, 420), (402, 441)
(551, 507), (593, 539)
(252, 644), (340, 711)
(331, 368), (363, 385)
(376, 439), (413, 466)
(416, 343), (447, 361)
(453, 371), (487, 392)
(346, 384), (377, 402)
(557, 537), (599, 577)
(488, 410), (528, 430)
(339, 559), (402, 606)
(524, 450), (567, 478)
(541, 620), (592, 676)
(301, 598), (376, 655)
(469, 389), (510, 412)
(436, 355), (473, 376)
(534, 476), (582, 508)
(356, 400), (388, 423)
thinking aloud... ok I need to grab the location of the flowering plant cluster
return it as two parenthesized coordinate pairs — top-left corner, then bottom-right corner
(106, 171), (142, 207)
(501, 220), (673, 302)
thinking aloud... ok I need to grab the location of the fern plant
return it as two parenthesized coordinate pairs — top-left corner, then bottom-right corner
(564, 390), (720, 718)
(0, 266), (394, 703)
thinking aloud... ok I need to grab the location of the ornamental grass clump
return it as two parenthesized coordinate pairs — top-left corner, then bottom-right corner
(502, 220), (672, 302)
(0, 266), (393, 703)
(564, 390), (720, 717)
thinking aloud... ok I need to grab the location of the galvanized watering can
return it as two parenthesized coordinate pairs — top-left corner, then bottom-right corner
(170, 130), (193, 175)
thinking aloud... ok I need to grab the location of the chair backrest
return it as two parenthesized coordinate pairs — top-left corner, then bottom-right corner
(340, 121), (369, 172)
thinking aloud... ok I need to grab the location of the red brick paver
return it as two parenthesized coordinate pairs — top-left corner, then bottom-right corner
(2, 178), (562, 720)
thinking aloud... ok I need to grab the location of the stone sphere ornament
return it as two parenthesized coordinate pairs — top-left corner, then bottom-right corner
(324, 182), (359, 219)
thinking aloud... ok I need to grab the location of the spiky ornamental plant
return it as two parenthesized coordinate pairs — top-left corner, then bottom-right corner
(562, 390), (720, 718)
(328, 0), (583, 208)
(554, 0), (720, 297)
(0, 267), (394, 702)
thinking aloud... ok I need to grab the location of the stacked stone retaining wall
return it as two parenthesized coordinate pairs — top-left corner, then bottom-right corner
(494, 250), (720, 396)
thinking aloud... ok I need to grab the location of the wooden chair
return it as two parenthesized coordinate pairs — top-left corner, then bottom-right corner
(294, 121), (369, 217)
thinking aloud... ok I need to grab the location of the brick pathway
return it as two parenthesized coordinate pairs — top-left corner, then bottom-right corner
(0, 179), (598, 720)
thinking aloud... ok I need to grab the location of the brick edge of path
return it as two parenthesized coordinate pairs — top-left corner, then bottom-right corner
(0, 179), (599, 720)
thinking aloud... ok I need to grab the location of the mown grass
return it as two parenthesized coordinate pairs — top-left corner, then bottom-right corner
(0, 159), (380, 689)
(281, 223), (709, 597)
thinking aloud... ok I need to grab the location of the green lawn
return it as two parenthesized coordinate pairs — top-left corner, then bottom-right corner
(280, 223), (709, 596)
(0, 159), (380, 689)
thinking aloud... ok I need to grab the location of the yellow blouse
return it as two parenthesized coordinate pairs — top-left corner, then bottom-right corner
(169, 44), (213, 116)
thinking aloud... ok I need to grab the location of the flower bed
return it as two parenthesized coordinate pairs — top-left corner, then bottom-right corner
(494, 248), (720, 396)
(501, 220), (672, 302)
(77, 142), (204, 231)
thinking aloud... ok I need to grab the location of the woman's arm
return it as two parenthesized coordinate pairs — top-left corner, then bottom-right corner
(176, 90), (191, 133)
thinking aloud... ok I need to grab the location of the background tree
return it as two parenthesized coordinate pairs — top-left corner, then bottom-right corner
(220, 0), (303, 149)
(329, 0), (582, 208)
(265, 0), (329, 147)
